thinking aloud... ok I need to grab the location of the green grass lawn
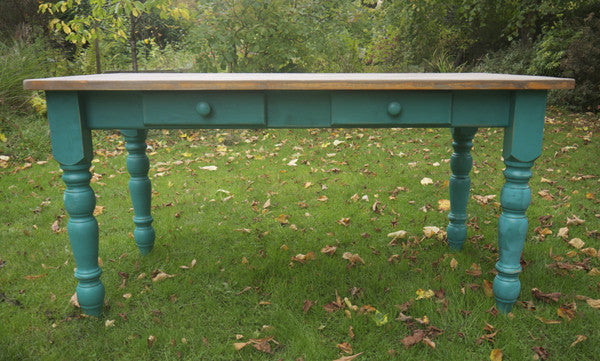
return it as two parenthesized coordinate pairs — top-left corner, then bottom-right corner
(1, 108), (599, 360)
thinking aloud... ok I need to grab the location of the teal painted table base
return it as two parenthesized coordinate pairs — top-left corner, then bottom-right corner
(24, 73), (574, 317)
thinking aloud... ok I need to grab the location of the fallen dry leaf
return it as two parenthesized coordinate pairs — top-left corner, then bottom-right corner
(557, 227), (569, 239)
(568, 238), (585, 249)
(535, 316), (561, 324)
(490, 348), (503, 361)
(303, 299), (314, 314)
(422, 337), (435, 349)
(531, 288), (561, 303)
(566, 215), (585, 226)
(321, 245), (337, 255)
(317, 195), (329, 202)
(450, 258), (458, 271)
(332, 352), (364, 361)
(337, 342), (353, 354)
(532, 346), (549, 360)
(105, 319), (115, 327)
(415, 288), (435, 300)
(423, 226), (440, 238)
(179, 259), (197, 269)
(586, 298), (600, 309)
(152, 271), (175, 282)
(148, 335), (156, 348)
(275, 214), (290, 224)
(420, 177), (433, 185)
(291, 252), (316, 264)
(342, 252), (364, 267)
(387, 230), (407, 239)
(401, 329), (425, 348)
(23, 274), (46, 280)
(557, 306), (576, 321)
(465, 263), (482, 277)
(483, 280), (494, 297)
(337, 217), (351, 227)
(570, 335), (587, 347)
(437, 199), (450, 211)
(70, 292), (80, 308)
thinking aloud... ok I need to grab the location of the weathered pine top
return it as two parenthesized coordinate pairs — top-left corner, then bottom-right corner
(24, 73), (574, 91)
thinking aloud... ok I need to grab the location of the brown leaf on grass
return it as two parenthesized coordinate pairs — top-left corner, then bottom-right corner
(234, 337), (277, 354)
(337, 342), (353, 354)
(342, 252), (364, 267)
(51, 220), (60, 233)
(23, 274), (46, 280)
(234, 228), (252, 234)
(566, 215), (585, 226)
(490, 348), (503, 361)
(423, 226), (440, 238)
(557, 306), (576, 321)
(570, 335), (587, 347)
(332, 352), (364, 361)
(586, 298), (600, 309)
(449, 258), (458, 271)
(531, 288), (561, 303)
(303, 299), (314, 314)
(465, 263), (482, 277)
(251, 340), (272, 354)
(321, 245), (337, 255)
(291, 252), (315, 264)
(396, 312), (413, 322)
(588, 268), (600, 276)
(422, 337), (436, 349)
(475, 330), (498, 345)
(535, 316), (561, 324)
(568, 238), (585, 249)
(337, 217), (351, 226)
(234, 341), (251, 351)
(179, 259), (197, 269)
(317, 195), (329, 202)
(323, 291), (344, 313)
(70, 292), (80, 308)
(581, 248), (597, 257)
(532, 346), (549, 360)
(147, 335), (156, 348)
(275, 214), (290, 224)
(537, 190), (554, 201)
(152, 271), (175, 282)
(437, 199), (450, 211)
(483, 280), (494, 297)
(401, 329), (425, 348)
(557, 227), (569, 239)
(473, 194), (496, 205)
(349, 326), (355, 340)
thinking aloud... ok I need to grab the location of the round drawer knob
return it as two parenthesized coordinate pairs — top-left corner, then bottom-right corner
(196, 102), (212, 117)
(387, 102), (402, 116)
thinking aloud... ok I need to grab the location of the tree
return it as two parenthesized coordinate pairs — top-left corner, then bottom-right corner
(39, 0), (189, 72)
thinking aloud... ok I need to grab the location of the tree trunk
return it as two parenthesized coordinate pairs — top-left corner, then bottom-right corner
(94, 36), (102, 74)
(130, 14), (138, 72)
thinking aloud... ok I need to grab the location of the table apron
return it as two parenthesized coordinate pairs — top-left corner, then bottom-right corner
(69, 89), (530, 129)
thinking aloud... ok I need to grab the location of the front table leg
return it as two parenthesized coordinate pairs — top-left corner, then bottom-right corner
(493, 160), (533, 312)
(122, 130), (155, 255)
(62, 162), (105, 316)
(447, 127), (477, 250)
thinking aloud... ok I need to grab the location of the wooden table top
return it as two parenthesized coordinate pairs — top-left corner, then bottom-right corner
(23, 73), (575, 91)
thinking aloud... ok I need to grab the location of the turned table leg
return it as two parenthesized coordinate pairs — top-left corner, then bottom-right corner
(61, 162), (105, 316)
(122, 129), (155, 255)
(447, 127), (477, 251)
(493, 90), (547, 313)
(493, 160), (533, 312)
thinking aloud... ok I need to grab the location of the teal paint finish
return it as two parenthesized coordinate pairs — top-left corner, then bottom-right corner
(447, 127), (477, 250)
(46, 91), (93, 165)
(142, 91), (266, 127)
(502, 91), (547, 162)
(122, 130), (155, 255)
(83, 91), (144, 129)
(266, 91), (331, 127)
(331, 91), (451, 127)
(41, 86), (556, 316)
(61, 162), (105, 317)
(494, 160), (534, 313)
(451, 91), (510, 127)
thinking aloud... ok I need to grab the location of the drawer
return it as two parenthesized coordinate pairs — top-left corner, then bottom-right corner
(143, 91), (265, 127)
(331, 91), (451, 127)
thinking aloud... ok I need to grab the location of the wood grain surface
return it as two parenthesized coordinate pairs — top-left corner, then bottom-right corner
(24, 73), (575, 91)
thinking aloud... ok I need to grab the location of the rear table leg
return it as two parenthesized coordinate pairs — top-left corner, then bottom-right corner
(447, 127), (477, 251)
(122, 129), (155, 255)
